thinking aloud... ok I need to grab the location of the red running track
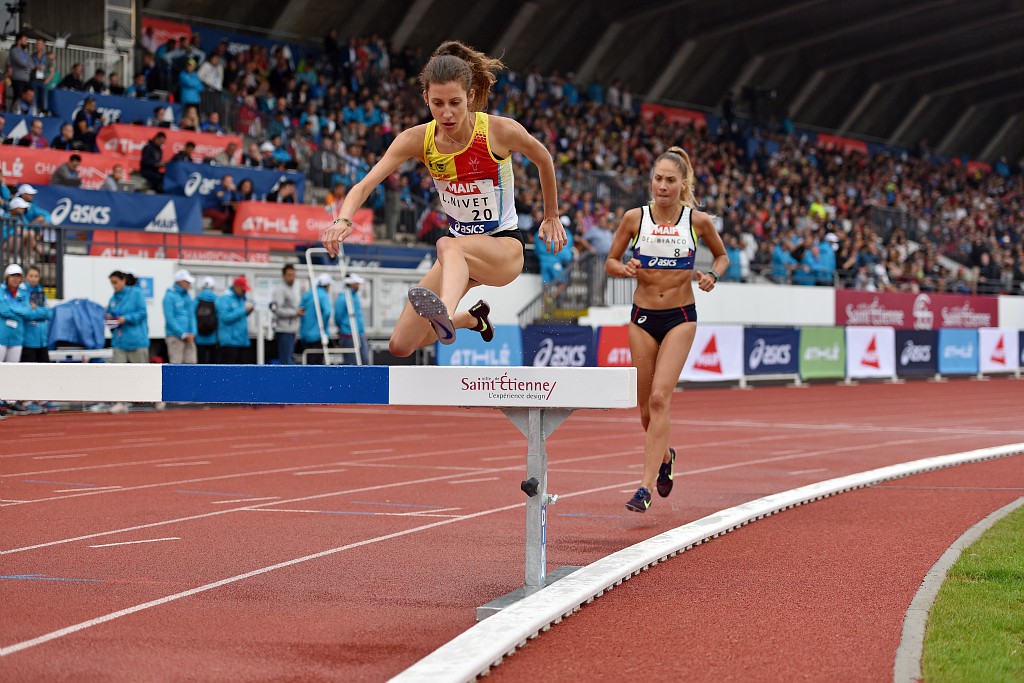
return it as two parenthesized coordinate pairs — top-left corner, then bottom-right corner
(1, 379), (1022, 681)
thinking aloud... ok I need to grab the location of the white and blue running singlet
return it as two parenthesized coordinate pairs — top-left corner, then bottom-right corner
(630, 204), (696, 269)
(423, 112), (518, 237)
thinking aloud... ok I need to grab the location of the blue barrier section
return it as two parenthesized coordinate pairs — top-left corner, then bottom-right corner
(164, 161), (306, 209)
(3, 114), (63, 142)
(49, 90), (181, 125)
(938, 328), (979, 375)
(161, 365), (389, 404)
(895, 330), (939, 376)
(743, 327), (799, 375)
(34, 186), (204, 233)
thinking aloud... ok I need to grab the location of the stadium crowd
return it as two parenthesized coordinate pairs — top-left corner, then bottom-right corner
(3, 28), (1023, 297)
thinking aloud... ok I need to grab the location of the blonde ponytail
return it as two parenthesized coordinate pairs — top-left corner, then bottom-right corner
(419, 40), (505, 111)
(655, 145), (697, 207)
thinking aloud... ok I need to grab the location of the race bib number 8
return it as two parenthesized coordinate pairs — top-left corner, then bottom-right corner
(439, 179), (499, 235)
(637, 224), (694, 269)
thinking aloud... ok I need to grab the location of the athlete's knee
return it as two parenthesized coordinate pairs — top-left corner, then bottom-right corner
(388, 338), (414, 358)
(435, 236), (462, 262)
(647, 390), (672, 415)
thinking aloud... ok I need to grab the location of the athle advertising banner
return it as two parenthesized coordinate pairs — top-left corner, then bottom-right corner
(836, 291), (998, 330)
(978, 328), (1020, 374)
(680, 326), (743, 382)
(231, 202), (374, 245)
(798, 327), (845, 380)
(97, 125), (241, 166)
(435, 324), (523, 367)
(894, 330), (939, 376)
(845, 326), (896, 379)
(938, 328), (979, 375)
(88, 230), (274, 263)
(522, 324), (595, 367)
(33, 186), (203, 233)
(743, 327), (799, 376)
(596, 325), (631, 367)
(0, 146), (130, 190)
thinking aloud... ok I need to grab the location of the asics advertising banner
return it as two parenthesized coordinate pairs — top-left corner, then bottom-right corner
(435, 324), (523, 367)
(743, 327), (799, 375)
(596, 325), (632, 367)
(33, 186), (203, 233)
(836, 291), (998, 330)
(680, 325), (743, 382)
(98, 124), (241, 165)
(894, 330), (939, 377)
(164, 162), (306, 209)
(798, 327), (845, 380)
(522, 325), (595, 367)
(231, 202), (374, 244)
(845, 326), (896, 379)
(978, 328), (1020, 374)
(0, 146), (130, 189)
(938, 329), (979, 375)
(50, 90), (183, 127)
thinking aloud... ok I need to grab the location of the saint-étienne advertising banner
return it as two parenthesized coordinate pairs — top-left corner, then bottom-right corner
(33, 186), (203, 233)
(163, 162), (306, 210)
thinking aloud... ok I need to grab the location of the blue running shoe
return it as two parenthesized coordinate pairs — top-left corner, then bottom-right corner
(656, 447), (676, 498)
(625, 487), (652, 513)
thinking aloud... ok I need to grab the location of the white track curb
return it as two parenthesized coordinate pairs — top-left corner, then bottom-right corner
(391, 443), (1024, 683)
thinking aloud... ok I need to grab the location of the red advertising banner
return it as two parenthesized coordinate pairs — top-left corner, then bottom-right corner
(596, 325), (632, 367)
(89, 230), (280, 263)
(141, 17), (192, 47)
(816, 134), (869, 155)
(836, 291), (999, 330)
(0, 146), (135, 190)
(231, 202), (374, 245)
(639, 103), (707, 128)
(97, 125), (242, 165)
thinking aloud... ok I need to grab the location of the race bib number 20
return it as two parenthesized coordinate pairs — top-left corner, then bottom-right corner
(439, 179), (499, 235)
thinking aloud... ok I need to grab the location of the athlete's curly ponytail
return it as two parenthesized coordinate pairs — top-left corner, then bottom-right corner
(655, 145), (697, 208)
(419, 40), (505, 112)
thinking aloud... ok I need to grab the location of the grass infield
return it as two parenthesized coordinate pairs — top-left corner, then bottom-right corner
(922, 503), (1024, 682)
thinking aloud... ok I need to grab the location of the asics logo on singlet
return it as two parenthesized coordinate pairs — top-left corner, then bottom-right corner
(648, 258), (678, 267)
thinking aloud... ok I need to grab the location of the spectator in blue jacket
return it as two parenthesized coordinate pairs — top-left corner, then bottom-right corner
(194, 277), (219, 364)
(216, 276), (254, 364)
(101, 270), (149, 413)
(334, 274), (367, 365)
(298, 274), (332, 363)
(0, 264), (30, 362)
(770, 240), (798, 283)
(178, 59), (204, 106)
(20, 265), (53, 363)
(162, 269), (197, 364)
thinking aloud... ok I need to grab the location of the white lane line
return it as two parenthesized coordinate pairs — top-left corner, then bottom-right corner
(122, 438), (165, 443)
(209, 497), (279, 505)
(250, 508), (463, 519)
(230, 444), (273, 449)
(27, 433), (66, 438)
(155, 462), (211, 468)
(32, 454), (87, 460)
(395, 507), (463, 516)
(480, 456), (519, 462)
(88, 537), (180, 549)
(0, 499), (28, 503)
(449, 477), (498, 485)
(351, 448), (393, 455)
(293, 469), (348, 476)
(53, 486), (121, 493)
(771, 450), (804, 456)
(788, 468), (828, 476)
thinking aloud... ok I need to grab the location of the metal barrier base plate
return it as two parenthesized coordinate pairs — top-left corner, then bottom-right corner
(475, 565), (582, 621)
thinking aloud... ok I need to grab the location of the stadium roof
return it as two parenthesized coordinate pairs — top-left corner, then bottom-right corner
(150, 0), (1024, 162)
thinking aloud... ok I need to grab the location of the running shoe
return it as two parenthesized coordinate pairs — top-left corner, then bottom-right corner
(625, 486), (652, 513)
(408, 286), (456, 345)
(656, 447), (677, 498)
(468, 299), (494, 342)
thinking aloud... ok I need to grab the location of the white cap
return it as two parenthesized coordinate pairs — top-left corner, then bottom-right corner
(173, 268), (195, 284)
(4, 263), (23, 276)
(201, 276), (216, 288)
(316, 273), (333, 287)
(16, 184), (36, 196)
(345, 273), (365, 285)
(260, 141), (275, 152)
(8, 197), (29, 210)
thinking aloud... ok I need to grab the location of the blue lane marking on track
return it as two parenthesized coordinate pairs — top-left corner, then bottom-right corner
(161, 365), (390, 404)
(558, 513), (633, 519)
(174, 490), (259, 497)
(22, 480), (100, 487)
(351, 501), (444, 509)
(0, 574), (103, 583)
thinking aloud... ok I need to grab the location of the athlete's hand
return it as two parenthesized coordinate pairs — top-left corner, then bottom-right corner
(321, 217), (354, 258)
(538, 217), (567, 254)
(622, 258), (641, 278)
(694, 270), (717, 292)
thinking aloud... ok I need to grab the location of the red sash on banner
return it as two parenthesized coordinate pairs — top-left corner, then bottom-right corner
(231, 201), (374, 245)
(0, 146), (135, 189)
(97, 124), (242, 165)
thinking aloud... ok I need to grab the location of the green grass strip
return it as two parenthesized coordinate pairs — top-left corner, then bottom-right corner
(922, 503), (1024, 682)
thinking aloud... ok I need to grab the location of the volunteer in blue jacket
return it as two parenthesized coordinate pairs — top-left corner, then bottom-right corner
(298, 274), (332, 363)
(334, 273), (368, 365)
(162, 268), (197, 364)
(0, 263), (31, 362)
(20, 264), (54, 363)
(216, 275), (254, 364)
(194, 277), (219, 364)
(107, 270), (150, 364)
